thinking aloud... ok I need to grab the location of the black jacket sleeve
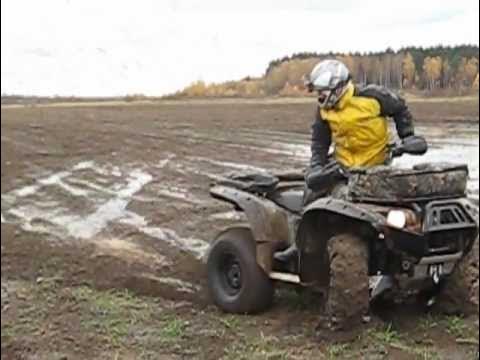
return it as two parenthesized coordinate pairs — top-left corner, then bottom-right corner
(357, 85), (415, 139)
(310, 108), (332, 168)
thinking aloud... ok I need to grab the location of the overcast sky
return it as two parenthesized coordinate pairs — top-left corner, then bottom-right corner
(1, 0), (479, 97)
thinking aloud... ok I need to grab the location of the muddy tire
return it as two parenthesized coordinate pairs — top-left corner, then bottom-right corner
(435, 248), (479, 315)
(326, 234), (369, 329)
(207, 228), (274, 314)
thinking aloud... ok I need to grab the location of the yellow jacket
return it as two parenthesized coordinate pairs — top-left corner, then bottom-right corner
(311, 82), (415, 169)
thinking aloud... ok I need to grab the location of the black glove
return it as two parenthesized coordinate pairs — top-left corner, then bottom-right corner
(306, 162), (348, 191)
(392, 136), (428, 158)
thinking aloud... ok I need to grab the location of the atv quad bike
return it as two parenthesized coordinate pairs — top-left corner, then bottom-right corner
(207, 137), (479, 324)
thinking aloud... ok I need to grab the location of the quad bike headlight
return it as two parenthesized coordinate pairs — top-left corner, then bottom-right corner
(387, 210), (408, 229)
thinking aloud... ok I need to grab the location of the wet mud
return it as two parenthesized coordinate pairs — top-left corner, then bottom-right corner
(1, 101), (479, 359)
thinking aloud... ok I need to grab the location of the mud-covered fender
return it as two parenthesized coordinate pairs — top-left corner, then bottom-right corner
(302, 197), (386, 229)
(210, 186), (290, 272)
(297, 197), (386, 284)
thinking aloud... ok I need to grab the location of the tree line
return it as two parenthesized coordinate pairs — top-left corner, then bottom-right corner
(176, 45), (479, 98)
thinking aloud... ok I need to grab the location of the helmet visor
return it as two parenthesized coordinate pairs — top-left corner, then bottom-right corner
(313, 70), (335, 90)
(317, 89), (333, 108)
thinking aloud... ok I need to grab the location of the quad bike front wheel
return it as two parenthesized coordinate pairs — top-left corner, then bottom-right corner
(207, 227), (274, 314)
(432, 249), (479, 314)
(326, 233), (370, 329)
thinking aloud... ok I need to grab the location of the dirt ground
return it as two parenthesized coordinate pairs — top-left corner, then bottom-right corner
(1, 98), (479, 359)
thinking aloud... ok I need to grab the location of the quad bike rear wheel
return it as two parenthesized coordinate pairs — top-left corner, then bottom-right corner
(207, 227), (274, 314)
(326, 233), (370, 329)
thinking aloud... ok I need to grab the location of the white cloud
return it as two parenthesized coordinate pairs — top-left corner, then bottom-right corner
(1, 0), (479, 96)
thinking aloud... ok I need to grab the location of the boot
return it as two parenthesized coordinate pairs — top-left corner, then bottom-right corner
(274, 244), (298, 264)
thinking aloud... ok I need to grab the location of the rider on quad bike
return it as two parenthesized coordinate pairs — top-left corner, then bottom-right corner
(207, 60), (478, 332)
(275, 59), (418, 264)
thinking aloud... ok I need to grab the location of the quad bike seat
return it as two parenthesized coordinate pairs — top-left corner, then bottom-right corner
(214, 171), (306, 213)
(215, 172), (280, 194)
(268, 189), (304, 214)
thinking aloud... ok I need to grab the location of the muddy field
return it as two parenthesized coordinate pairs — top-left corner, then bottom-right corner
(1, 99), (479, 359)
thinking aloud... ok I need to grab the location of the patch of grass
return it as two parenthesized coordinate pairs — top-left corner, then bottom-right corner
(445, 316), (468, 338)
(327, 343), (351, 359)
(218, 315), (242, 330)
(160, 317), (188, 340)
(367, 323), (444, 359)
(1, 324), (16, 343)
(391, 344), (441, 360)
(369, 323), (402, 344)
(419, 315), (439, 332)
(1, 281), (53, 341)
(223, 333), (290, 360)
(70, 286), (156, 346)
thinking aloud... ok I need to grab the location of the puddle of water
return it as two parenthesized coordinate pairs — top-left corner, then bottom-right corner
(189, 156), (268, 173)
(11, 169), (83, 198)
(154, 183), (203, 205)
(66, 178), (118, 197)
(117, 170), (153, 197)
(64, 170), (153, 239)
(142, 226), (209, 261)
(261, 123), (479, 199)
(38, 172), (72, 186)
(271, 142), (310, 159)
(66, 199), (134, 239)
(58, 181), (90, 197)
(239, 128), (310, 143)
(12, 184), (41, 198)
(155, 153), (176, 169)
(2, 159), (211, 263)
(3, 163), (153, 239)
(395, 144), (479, 200)
(7, 205), (69, 238)
(118, 212), (148, 227)
(111, 167), (122, 177)
(173, 162), (224, 181)
(226, 142), (306, 158)
(73, 161), (95, 171)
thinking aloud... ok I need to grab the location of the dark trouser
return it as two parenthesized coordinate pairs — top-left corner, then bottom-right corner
(275, 179), (348, 264)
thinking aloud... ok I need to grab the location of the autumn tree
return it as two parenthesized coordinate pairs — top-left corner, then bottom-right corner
(174, 45), (479, 98)
(441, 59), (452, 89)
(423, 57), (443, 90)
(455, 57), (478, 88)
(183, 81), (207, 97)
(465, 58), (479, 85)
(337, 55), (356, 78)
(402, 53), (416, 88)
(265, 62), (289, 95)
(392, 53), (404, 89)
(473, 73), (479, 90)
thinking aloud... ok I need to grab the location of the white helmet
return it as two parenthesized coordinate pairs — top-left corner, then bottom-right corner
(305, 60), (351, 109)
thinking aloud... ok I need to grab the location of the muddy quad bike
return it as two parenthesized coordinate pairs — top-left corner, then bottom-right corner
(207, 136), (479, 324)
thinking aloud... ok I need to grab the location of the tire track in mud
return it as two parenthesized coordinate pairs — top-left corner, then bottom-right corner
(0, 141), (286, 301)
(0, 158), (213, 298)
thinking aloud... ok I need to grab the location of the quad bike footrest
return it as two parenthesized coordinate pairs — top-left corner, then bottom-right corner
(269, 272), (301, 284)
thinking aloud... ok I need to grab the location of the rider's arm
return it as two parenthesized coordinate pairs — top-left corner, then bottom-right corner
(358, 85), (415, 139)
(311, 108), (332, 168)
